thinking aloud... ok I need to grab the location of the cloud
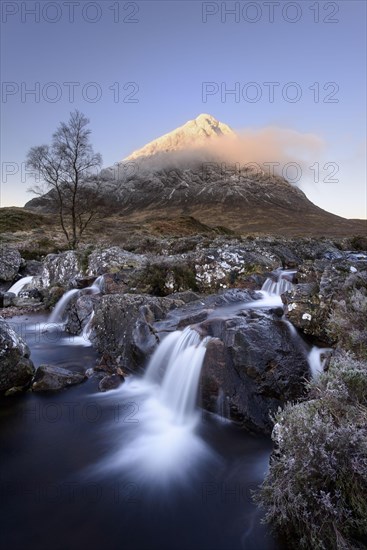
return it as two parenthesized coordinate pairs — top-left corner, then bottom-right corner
(111, 126), (325, 185)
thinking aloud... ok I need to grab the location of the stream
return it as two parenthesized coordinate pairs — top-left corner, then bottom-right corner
(0, 311), (281, 550)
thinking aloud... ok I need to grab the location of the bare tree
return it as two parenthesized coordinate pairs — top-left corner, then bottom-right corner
(27, 110), (104, 249)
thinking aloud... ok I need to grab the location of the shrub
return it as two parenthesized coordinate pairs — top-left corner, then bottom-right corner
(138, 262), (198, 296)
(350, 236), (367, 251)
(327, 283), (367, 359)
(255, 351), (367, 550)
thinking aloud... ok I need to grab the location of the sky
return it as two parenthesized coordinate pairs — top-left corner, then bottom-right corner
(1, 0), (366, 219)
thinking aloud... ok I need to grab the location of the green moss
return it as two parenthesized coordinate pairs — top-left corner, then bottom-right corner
(138, 262), (198, 296)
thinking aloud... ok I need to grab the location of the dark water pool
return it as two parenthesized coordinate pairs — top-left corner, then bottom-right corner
(0, 314), (281, 550)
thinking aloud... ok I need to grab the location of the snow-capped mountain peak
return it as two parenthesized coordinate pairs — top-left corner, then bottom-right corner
(123, 113), (235, 161)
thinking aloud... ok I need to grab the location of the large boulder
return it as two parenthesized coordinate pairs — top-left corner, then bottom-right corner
(283, 258), (367, 343)
(200, 311), (309, 432)
(41, 251), (83, 287)
(92, 294), (186, 371)
(142, 289), (310, 433)
(194, 243), (277, 292)
(0, 246), (23, 282)
(87, 247), (146, 276)
(0, 317), (35, 394)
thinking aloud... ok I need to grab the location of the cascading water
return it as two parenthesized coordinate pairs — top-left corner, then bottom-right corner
(216, 388), (230, 423)
(261, 271), (295, 296)
(159, 334), (211, 425)
(308, 346), (333, 377)
(48, 288), (80, 324)
(208, 269), (295, 318)
(208, 269), (331, 380)
(7, 276), (34, 296)
(48, 275), (104, 325)
(93, 327), (214, 482)
(144, 326), (201, 383)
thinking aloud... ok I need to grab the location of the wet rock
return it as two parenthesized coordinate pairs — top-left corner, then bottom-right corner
(98, 374), (125, 392)
(43, 286), (65, 310)
(201, 312), (310, 433)
(32, 365), (86, 392)
(0, 246), (22, 282)
(18, 288), (43, 301)
(137, 289), (309, 433)
(0, 292), (16, 308)
(41, 251), (83, 288)
(92, 294), (185, 371)
(64, 294), (99, 335)
(0, 317), (35, 394)
(74, 276), (98, 289)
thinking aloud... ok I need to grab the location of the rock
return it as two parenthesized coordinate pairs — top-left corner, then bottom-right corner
(64, 294), (98, 335)
(167, 291), (202, 303)
(282, 283), (329, 341)
(74, 276), (99, 289)
(98, 374), (125, 392)
(283, 258), (367, 343)
(0, 317), (35, 394)
(31, 365), (86, 392)
(87, 247), (146, 276)
(17, 288), (44, 302)
(0, 292), (16, 308)
(21, 260), (43, 277)
(0, 246), (22, 282)
(135, 257), (198, 296)
(135, 289), (309, 433)
(40, 251), (83, 287)
(102, 270), (141, 295)
(92, 294), (185, 370)
(43, 286), (65, 310)
(200, 311), (310, 433)
(194, 244), (275, 292)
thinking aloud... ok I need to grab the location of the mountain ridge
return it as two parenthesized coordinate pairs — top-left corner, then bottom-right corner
(24, 114), (366, 237)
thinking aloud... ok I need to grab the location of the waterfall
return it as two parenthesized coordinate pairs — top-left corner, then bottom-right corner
(261, 270), (295, 296)
(248, 269), (296, 308)
(7, 276), (34, 296)
(82, 310), (95, 342)
(144, 326), (201, 383)
(146, 326), (209, 424)
(93, 327), (213, 481)
(48, 275), (104, 325)
(48, 289), (80, 324)
(159, 333), (210, 425)
(308, 346), (332, 377)
(215, 388), (230, 422)
(89, 276), (104, 293)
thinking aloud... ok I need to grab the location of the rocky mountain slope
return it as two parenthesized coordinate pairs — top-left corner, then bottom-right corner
(25, 114), (366, 237)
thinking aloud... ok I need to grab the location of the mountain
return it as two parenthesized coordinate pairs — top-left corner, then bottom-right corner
(25, 114), (366, 237)
(123, 114), (234, 161)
